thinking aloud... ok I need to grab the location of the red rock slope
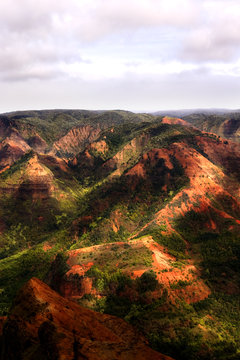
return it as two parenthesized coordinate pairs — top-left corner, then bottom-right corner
(1, 278), (174, 360)
(60, 237), (210, 305)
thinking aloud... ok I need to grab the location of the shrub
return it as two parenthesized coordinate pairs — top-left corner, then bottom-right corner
(137, 270), (158, 293)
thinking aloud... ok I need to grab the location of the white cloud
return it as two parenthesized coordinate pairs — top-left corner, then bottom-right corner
(182, 0), (240, 61)
(1, 70), (240, 113)
(0, 0), (239, 79)
(0, 0), (239, 110)
(68, 0), (200, 41)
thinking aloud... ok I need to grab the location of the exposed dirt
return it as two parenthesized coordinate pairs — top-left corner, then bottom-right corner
(42, 242), (53, 252)
(103, 134), (149, 177)
(1, 278), (174, 360)
(89, 139), (108, 154)
(63, 237), (210, 305)
(51, 125), (101, 157)
(132, 237), (211, 304)
(16, 154), (55, 199)
(129, 140), (240, 237)
(0, 143), (25, 170)
(127, 147), (173, 179)
(39, 154), (70, 173)
(162, 116), (196, 128)
(195, 135), (240, 181)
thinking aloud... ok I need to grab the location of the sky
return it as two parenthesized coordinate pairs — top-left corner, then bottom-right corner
(0, 0), (240, 113)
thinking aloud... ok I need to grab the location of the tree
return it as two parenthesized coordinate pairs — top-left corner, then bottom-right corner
(138, 270), (158, 293)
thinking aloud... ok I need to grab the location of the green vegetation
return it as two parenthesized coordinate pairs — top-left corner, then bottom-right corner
(170, 279), (191, 289)
(7, 110), (92, 145)
(0, 187), (78, 258)
(139, 227), (187, 259)
(69, 243), (153, 273)
(184, 112), (240, 144)
(0, 150), (34, 179)
(0, 109), (240, 359)
(84, 266), (162, 317)
(137, 270), (158, 292)
(5, 109), (154, 147)
(0, 247), (52, 315)
(0, 229), (73, 315)
(80, 263), (240, 360)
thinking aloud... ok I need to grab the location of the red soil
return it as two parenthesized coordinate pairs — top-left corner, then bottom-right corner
(65, 237), (210, 305)
(42, 243), (53, 252)
(89, 139), (108, 153)
(130, 140), (240, 236)
(51, 125), (101, 157)
(162, 116), (195, 128)
(2, 278), (173, 360)
(103, 134), (149, 177)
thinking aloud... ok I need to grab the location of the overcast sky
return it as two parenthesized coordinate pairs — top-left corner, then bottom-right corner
(0, 0), (240, 113)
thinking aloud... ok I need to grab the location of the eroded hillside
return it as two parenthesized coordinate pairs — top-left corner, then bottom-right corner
(1, 278), (173, 360)
(0, 110), (240, 360)
(183, 112), (240, 143)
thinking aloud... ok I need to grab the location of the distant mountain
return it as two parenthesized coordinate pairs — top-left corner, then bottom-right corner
(151, 110), (240, 143)
(152, 108), (240, 117)
(183, 112), (240, 143)
(0, 109), (240, 359)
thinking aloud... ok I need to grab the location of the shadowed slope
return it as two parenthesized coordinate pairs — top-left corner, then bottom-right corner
(1, 278), (173, 360)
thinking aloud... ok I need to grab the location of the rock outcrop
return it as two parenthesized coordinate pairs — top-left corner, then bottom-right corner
(0, 129), (31, 170)
(17, 155), (54, 200)
(1, 278), (174, 360)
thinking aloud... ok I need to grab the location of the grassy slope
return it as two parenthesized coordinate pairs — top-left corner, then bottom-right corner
(3, 109), (155, 145)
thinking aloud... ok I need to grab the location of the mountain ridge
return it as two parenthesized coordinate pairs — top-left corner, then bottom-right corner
(1, 277), (173, 360)
(0, 109), (239, 359)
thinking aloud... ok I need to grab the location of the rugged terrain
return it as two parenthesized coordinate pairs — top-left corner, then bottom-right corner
(1, 278), (173, 360)
(0, 109), (240, 359)
(182, 112), (240, 143)
(154, 110), (240, 143)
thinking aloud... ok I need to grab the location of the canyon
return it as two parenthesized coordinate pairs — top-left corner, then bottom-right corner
(0, 109), (239, 359)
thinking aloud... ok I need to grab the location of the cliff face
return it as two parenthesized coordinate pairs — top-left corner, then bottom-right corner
(126, 138), (240, 225)
(102, 134), (150, 177)
(162, 116), (196, 128)
(0, 143), (25, 172)
(0, 129), (31, 170)
(1, 278), (173, 360)
(50, 125), (102, 158)
(17, 155), (54, 200)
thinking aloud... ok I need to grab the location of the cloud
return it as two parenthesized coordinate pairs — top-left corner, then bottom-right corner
(181, 0), (240, 61)
(1, 70), (240, 113)
(0, 0), (200, 40)
(0, 0), (194, 80)
(0, 0), (82, 80)
(0, 0), (239, 81)
(0, 0), (239, 112)
(68, 0), (201, 41)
